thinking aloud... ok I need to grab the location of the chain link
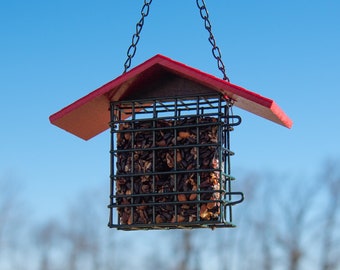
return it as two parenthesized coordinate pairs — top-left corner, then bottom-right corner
(196, 0), (229, 81)
(123, 0), (153, 74)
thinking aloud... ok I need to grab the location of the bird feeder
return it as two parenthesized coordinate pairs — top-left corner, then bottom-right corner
(49, 54), (292, 230)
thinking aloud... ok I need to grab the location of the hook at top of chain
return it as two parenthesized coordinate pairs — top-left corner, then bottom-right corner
(123, 0), (153, 74)
(196, 0), (230, 82)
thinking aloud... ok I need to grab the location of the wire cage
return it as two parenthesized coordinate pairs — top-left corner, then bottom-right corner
(108, 93), (244, 230)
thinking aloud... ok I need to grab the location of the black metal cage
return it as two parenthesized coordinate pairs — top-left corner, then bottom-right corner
(108, 94), (243, 230)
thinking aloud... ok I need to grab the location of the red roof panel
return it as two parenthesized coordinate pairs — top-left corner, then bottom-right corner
(49, 54), (292, 140)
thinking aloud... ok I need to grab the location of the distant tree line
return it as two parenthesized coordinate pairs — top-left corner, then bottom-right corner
(0, 159), (339, 270)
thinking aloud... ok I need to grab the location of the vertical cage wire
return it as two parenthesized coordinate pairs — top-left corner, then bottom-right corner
(108, 94), (243, 230)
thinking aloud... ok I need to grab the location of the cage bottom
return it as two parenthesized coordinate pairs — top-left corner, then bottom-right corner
(108, 221), (236, 231)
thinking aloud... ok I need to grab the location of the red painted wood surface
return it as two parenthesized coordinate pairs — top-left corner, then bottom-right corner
(49, 54), (293, 140)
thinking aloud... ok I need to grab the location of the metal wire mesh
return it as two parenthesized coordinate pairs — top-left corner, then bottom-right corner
(108, 94), (243, 230)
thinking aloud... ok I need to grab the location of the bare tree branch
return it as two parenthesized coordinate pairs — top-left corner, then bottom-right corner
(319, 159), (340, 270)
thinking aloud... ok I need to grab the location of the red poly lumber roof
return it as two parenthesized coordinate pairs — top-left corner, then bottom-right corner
(49, 54), (292, 140)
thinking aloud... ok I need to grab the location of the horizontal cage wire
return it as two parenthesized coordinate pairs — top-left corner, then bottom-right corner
(108, 94), (243, 230)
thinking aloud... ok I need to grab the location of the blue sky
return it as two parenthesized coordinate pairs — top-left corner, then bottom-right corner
(1, 0), (340, 221)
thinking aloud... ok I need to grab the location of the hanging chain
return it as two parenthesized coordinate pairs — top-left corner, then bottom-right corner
(196, 0), (229, 82)
(123, 0), (153, 74)
(123, 0), (229, 81)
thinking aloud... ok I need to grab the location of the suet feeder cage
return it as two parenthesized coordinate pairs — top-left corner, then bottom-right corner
(49, 54), (292, 230)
